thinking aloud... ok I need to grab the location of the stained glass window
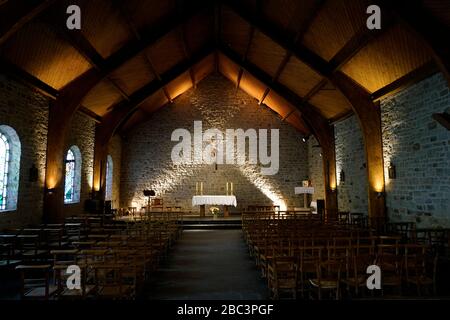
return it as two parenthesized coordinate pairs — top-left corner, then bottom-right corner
(105, 155), (113, 201)
(64, 149), (76, 203)
(0, 133), (10, 210)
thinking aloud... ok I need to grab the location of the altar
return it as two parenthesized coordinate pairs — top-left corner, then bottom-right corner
(192, 195), (237, 217)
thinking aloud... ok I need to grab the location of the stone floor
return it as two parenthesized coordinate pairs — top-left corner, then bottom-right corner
(143, 229), (268, 300)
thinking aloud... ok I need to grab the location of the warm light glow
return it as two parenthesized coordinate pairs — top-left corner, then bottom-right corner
(373, 180), (384, 193)
(335, 164), (342, 187)
(129, 165), (197, 208)
(238, 164), (287, 211)
(86, 171), (93, 190)
(46, 176), (57, 189)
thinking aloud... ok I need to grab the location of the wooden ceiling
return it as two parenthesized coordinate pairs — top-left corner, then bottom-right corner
(0, 0), (448, 135)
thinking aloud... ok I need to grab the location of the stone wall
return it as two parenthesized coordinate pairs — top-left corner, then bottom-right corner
(0, 75), (49, 228)
(64, 112), (96, 217)
(307, 136), (325, 201)
(120, 75), (309, 213)
(334, 114), (369, 214)
(108, 134), (122, 209)
(381, 73), (450, 228)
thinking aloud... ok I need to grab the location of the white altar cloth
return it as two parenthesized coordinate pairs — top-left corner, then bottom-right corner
(192, 195), (237, 207)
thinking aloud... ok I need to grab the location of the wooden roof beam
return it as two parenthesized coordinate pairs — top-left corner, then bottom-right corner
(328, 8), (396, 72)
(222, 0), (331, 77)
(96, 45), (214, 144)
(176, 0), (196, 88)
(236, 0), (261, 90)
(371, 60), (439, 101)
(0, 0), (55, 46)
(259, 0), (327, 105)
(40, 12), (132, 101)
(0, 58), (58, 99)
(220, 43), (324, 133)
(382, 0), (450, 86)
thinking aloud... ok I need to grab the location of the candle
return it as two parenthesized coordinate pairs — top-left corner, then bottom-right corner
(200, 182), (203, 195)
(231, 182), (233, 195)
(196, 182), (198, 195)
(226, 182), (229, 195)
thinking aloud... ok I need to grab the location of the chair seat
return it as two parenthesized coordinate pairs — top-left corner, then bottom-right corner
(342, 276), (366, 287)
(24, 285), (58, 298)
(407, 276), (433, 285)
(309, 278), (339, 289)
(97, 285), (134, 298)
(276, 279), (297, 288)
(0, 259), (21, 267)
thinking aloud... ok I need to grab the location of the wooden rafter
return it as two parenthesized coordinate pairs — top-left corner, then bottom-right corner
(371, 60), (439, 101)
(0, 57), (58, 99)
(328, 9), (396, 72)
(221, 43), (321, 134)
(259, 0), (326, 105)
(176, 0), (196, 88)
(40, 11), (130, 101)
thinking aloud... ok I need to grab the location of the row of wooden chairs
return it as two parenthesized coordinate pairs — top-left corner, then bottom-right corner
(242, 213), (441, 300)
(0, 213), (182, 300)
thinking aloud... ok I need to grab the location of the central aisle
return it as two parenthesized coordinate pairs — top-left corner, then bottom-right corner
(145, 229), (268, 300)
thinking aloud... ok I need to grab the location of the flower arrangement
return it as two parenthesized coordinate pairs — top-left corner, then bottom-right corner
(209, 206), (220, 217)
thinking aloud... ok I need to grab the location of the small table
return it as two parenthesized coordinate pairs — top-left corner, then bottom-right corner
(192, 195), (237, 217)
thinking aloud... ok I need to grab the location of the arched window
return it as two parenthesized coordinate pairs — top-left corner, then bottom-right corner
(0, 133), (10, 210)
(0, 125), (21, 211)
(105, 155), (113, 201)
(64, 146), (81, 204)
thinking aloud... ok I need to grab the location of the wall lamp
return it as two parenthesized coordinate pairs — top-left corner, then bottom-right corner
(388, 163), (396, 179)
(46, 187), (56, 195)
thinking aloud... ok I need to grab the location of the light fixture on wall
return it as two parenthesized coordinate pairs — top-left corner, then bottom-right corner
(388, 163), (396, 179)
(46, 187), (56, 195)
(339, 170), (345, 183)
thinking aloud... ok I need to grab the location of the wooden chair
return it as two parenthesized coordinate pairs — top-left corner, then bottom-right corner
(341, 246), (374, 296)
(376, 244), (403, 296)
(268, 256), (298, 300)
(404, 244), (438, 296)
(309, 259), (343, 300)
(92, 264), (135, 299)
(16, 264), (58, 300)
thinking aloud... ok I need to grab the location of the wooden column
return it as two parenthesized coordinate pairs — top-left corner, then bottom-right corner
(43, 70), (103, 223)
(314, 126), (338, 222)
(93, 127), (108, 199)
(330, 72), (386, 229)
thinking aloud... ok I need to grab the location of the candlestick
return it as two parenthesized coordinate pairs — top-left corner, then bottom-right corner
(200, 182), (203, 195)
(231, 182), (233, 195)
(196, 182), (198, 195)
(226, 182), (229, 195)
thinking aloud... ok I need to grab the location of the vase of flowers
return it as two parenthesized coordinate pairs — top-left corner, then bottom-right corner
(209, 206), (220, 219)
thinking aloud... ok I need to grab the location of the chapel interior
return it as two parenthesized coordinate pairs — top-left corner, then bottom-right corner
(0, 0), (450, 301)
